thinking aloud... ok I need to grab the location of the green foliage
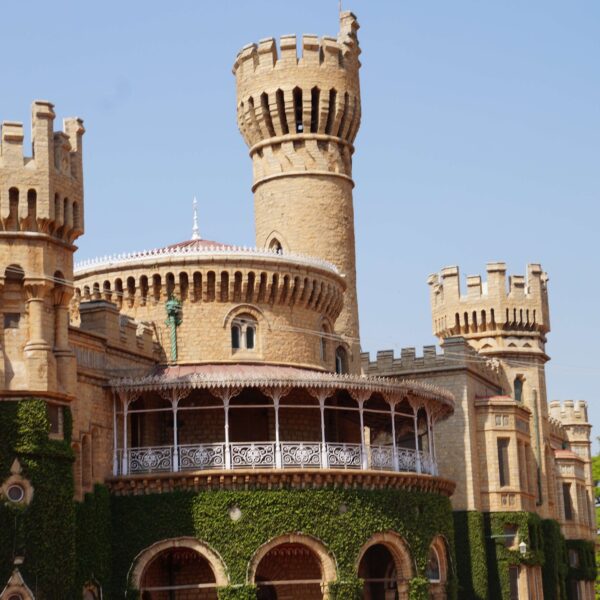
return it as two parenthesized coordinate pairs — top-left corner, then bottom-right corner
(592, 453), (600, 504)
(484, 511), (545, 600)
(408, 576), (430, 600)
(453, 511), (488, 599)
(217, 585), (257, 600)
(566, 540), (597, 582)
(0, 398), (75, 599)
(327, 578), (363, 599)
(541, 518), (568, 600)
(110, 488), (456, 598)
(74, 484), (112, 595)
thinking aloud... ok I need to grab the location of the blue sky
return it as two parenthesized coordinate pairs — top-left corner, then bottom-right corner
(1, 1), (598, 443)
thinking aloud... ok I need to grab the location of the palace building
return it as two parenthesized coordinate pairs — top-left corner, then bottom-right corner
(0, 11), (596, 600)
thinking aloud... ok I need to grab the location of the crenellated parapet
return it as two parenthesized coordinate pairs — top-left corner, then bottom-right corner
(233, 12), (360, 188)
(0, 101), (84, 244)
(548, 400), (592, 450)
(428, 262), (550, 355)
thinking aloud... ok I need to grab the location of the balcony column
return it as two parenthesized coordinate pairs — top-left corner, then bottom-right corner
(112, 392), (118, 476)
(224, 398), (230, 469)
(390, 400), (398, 471)
(413, 410), (422, 474)
(120, 393), (131, 476)
(262, 387), (289, 468)
(430, 412), (438, 476)
(426, 406), (434, 475)
(172, 396), (179, 472)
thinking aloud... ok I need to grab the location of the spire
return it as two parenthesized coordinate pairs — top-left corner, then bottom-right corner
(191, 196), (201, 240)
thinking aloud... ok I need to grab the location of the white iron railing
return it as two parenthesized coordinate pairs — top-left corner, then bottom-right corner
(117, 443), (436, 476)
(75, 245), (340, 275)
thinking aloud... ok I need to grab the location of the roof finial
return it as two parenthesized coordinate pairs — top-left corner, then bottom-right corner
(191, 196), (201, 240)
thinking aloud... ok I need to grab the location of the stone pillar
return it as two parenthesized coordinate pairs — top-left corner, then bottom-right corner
(24, 280), (55, 390)
(53, 285), (75, 395)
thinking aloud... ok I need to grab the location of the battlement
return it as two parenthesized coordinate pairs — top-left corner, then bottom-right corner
(233, 12), (359, 79)
(78, 300), (154, 357)
(548, 400), (590, 427)
(0, 101), (85, 243)
(361, 337), (503, 388)
(234, 13), (361, 153)
(428, 263), (550, 344)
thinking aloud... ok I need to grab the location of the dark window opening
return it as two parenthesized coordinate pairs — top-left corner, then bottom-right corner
(497, 438), (510, 487)
(4, 313), (20, 329)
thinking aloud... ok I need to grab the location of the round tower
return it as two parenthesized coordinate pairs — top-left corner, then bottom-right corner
(233, 12), (361, 371)
(0, 101), (84, 395)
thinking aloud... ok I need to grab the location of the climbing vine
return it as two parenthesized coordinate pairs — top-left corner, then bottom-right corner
(111, 487), (456, 599)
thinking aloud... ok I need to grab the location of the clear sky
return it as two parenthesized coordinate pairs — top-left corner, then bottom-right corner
(1, 1), (598, 444)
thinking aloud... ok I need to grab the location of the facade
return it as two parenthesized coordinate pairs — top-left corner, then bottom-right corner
(0, 10), (595, 600)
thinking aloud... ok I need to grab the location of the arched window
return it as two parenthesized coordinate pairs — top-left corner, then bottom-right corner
(425, 546), (441, 582)
(231, 315), (257, 352)
(335, 346), (348, 374)
(514, 376), (524, 402)
(269, 238), (283, 254)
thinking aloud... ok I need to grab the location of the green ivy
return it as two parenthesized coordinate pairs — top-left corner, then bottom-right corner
(566, 540), (597, 583)
(74, 484), (112, 595)
(0, 398), (75, 599)
(327, 578), (363, 599)
(217, 585), (257, 599)
(408, 576), (429, 600)
(453, 511), (488, 599)
(541, 518), (568, 600)
(110, 488), (456, 599)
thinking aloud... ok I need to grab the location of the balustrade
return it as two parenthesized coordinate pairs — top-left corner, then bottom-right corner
(117, 443), (436, 476)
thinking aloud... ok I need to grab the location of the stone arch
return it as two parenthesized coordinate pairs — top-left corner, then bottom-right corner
(222, 303), (271, 331)
(426, 535), (450, 600)
(264, 229), (289, 253)
(128, 537), (229, 591)
(247, 533), (337, 585)
(356, 531), (414, 580)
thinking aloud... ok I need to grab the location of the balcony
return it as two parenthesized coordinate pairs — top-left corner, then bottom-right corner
(116, 442), (436, 476)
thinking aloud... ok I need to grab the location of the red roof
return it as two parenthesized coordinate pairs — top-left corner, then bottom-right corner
(165, 238), (232, 250)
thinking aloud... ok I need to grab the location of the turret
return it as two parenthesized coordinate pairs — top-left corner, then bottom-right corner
(0, 101), (85, 395)
(233, 12), (362, 371)
(428, 262), (550, 356)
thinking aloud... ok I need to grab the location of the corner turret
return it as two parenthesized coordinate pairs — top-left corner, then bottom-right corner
(428, 262), (550, 356)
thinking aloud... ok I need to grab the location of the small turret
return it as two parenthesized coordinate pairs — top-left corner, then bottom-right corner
(428, 262), (550, 355)
(0, 100), (85, 242)
(0, 101), (85, 396)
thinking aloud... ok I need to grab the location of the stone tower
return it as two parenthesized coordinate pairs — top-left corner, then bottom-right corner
(428, 262), (555, 515)
(0, 101), (84, 396)
(233, 12), (362, 371)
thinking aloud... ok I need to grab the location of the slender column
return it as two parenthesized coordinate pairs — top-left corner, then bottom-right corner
(24, 282), (51, 350)
(413, 412), (422, 474)
(274, 396), (281, 468)
(358, 400), (367, 469)
(426, 408), (434, 474)
(224, 399), (231, 469)
(112, 392), (118, 476)
(390, 402), (398, 471)
(122, 396), (129, 476)
(319, 397), (327, 468)
(172, 395), (179, 472)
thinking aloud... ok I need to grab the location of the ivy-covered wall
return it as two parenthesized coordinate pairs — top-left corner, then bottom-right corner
(0, 398), (76, 599)
(110, 487), (456, 600)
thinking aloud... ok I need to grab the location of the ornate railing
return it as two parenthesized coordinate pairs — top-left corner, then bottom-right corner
(117, 443), (437, 476)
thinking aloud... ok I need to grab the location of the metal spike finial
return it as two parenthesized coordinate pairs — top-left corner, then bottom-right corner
(191, 196), (201, 240)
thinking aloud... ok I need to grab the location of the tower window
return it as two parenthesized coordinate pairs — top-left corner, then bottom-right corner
(497, 438), (510, 487)
(231, 316), (257, 352)
(335, 346), (348, 374)
(4, 313), (20, 329)
(514, 376), (524, 402)
(562, 483), (573, 520)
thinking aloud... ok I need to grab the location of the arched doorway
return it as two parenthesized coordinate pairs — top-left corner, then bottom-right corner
(249, 534), (337, 600)
(357, 533), (413, 600)
(130, 538), (228, 600)
(359, 545), (398, 599)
